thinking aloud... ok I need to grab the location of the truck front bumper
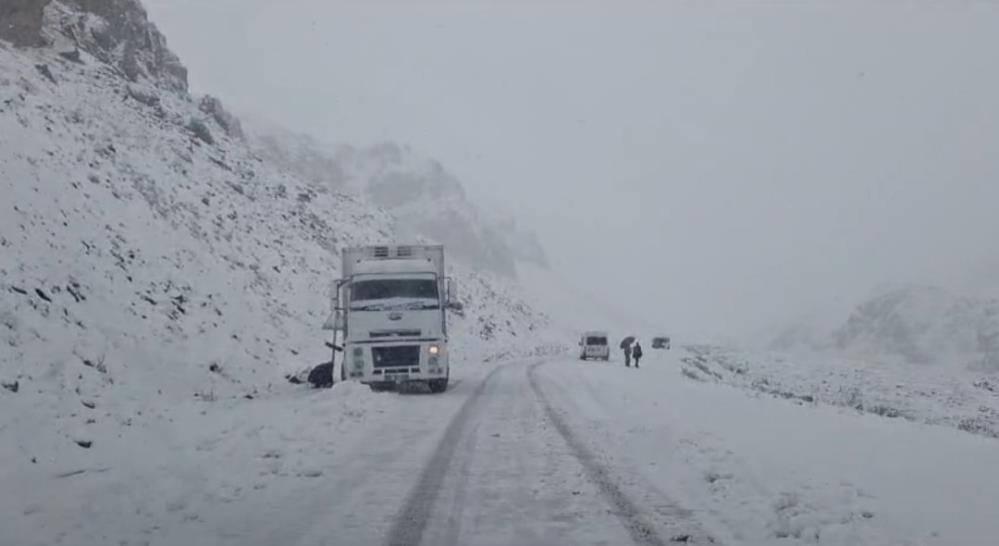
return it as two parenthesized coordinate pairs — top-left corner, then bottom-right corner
(344, 340), (448, 383)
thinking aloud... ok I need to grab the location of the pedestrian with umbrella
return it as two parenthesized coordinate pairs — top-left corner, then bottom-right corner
(619, 336), (635, 367)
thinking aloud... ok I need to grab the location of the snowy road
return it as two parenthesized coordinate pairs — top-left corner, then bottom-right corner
(386, 361), (708, 546)
(157, 359), (709, 546)
(7, 352), (999, 546)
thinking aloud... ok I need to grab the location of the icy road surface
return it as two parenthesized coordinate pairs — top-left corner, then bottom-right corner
(165, 360), (710, 546)
(5, 352), (999, 546)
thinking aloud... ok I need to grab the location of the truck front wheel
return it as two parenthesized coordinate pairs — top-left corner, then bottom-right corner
(428, 377), (449, 393)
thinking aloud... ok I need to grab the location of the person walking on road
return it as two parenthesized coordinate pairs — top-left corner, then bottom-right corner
(623, 344), (632, 367)
(632, 341), (644, 368)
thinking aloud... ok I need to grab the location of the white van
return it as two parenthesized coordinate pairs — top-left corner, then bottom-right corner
(579, 331), (610, 361)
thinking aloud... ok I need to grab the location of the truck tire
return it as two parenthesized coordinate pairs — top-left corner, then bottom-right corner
(428, 377), (449, 393)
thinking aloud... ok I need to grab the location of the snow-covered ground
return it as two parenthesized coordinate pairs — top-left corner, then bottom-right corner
(678, 345), (999, 440)
(8, 347), (999, 545)
(536, 352), (999, 546)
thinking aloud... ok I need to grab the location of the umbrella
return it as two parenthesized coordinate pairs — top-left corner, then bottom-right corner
(619, 336), (636, 349)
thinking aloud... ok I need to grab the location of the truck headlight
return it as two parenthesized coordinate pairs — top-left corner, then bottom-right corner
(429, 345), (440, 356)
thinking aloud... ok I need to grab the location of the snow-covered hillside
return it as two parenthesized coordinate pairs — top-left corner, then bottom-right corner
(677, 343), (999, 440)
(834, 285), (999, 367)
(249, 126), (550, 278)
(771, 285), (999, 368)
(1, 0), (561, 492)
(753, 285), (999, 441)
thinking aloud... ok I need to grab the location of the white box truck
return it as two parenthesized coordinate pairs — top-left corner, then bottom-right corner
(324, 245), (459, 393)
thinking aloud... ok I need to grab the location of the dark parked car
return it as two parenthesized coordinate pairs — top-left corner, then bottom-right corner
(652, 336), (671, 350)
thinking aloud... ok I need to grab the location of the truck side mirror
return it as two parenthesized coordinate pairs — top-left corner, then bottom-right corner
(445, 277), (462, 312)
(323, 279), (346, 331)
(329, 279), (342, 311)
(322, 310), (345, 332)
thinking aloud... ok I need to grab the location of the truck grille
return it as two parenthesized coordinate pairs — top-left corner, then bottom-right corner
(370, 329), (421, 339)
(371, 345), (420, 369)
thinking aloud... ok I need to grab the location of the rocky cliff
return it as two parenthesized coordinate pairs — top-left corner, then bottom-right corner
(2, 0), (187, 90)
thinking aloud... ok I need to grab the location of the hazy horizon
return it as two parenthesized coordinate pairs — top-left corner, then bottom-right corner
(145, 0), (999, 343)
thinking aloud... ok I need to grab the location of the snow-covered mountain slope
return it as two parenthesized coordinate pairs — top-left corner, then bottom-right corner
(677, 343), (999, 440)
(834, 285), (999, 367)
(770, 285), (999, 370)
(249, 126), (550, 278)
(0, 0), (560, 474)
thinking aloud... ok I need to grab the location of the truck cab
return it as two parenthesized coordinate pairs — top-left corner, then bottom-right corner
(579, 331), (610, 361)
(326, 245), (458, 393)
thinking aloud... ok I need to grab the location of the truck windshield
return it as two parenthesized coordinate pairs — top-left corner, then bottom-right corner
(350, 279), (439, 310)
(586, 336), (607, 346)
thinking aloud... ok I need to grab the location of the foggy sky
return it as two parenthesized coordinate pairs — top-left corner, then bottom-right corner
(146, 0), (999, 342)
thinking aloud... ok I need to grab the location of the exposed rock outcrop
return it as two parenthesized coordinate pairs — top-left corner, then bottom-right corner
(199, 95), (244, 140)
(4, 0), (248, 146)
(43, 0), (188, 91)
(0, 0), (50, 47)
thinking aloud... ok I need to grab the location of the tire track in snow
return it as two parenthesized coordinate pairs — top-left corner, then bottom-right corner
(528, 361), (671, 546)
(384, 364), (506, 546)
